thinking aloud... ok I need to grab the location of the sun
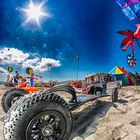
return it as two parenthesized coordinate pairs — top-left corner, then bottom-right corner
(28, 3), (42, 19)
(18, 0), (50, 27)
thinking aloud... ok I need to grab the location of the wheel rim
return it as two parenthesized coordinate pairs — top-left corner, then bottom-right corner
(26, 110), (66, 140)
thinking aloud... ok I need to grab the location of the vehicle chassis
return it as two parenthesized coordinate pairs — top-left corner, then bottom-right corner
(3, 85), (119, 140)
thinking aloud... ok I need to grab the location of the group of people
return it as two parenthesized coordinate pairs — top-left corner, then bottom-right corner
(7, 71), (35, 87)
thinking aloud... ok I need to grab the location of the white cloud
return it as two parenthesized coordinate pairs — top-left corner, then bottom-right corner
(0, 47), (61, 73)
(22, 58), (40, 68)
(0, 67), (8, 75)
(23, 58), (61, 72)
(0, 47), (29, 65)
(0, 67), (14, 81)
(33, 58), (61, 72)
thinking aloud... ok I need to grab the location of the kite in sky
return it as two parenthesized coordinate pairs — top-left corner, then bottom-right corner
(118, 24), (140, 68)
(117, 24), (140, 55)
(115, 0), (140, 20)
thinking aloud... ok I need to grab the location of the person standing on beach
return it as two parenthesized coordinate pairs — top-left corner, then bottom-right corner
(14, 71), (19, 85)
(30, 73), (35, 87)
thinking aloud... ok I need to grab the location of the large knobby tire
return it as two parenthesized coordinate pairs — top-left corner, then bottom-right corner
(4, 92), (73, 140)
(49, 85), (77, 103)
(2, 88), (27, 113)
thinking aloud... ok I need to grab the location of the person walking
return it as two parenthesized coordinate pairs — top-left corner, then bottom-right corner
(30, 73), (35, 87)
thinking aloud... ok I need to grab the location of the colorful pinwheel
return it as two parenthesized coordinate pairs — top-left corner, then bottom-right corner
(127, 54), (136, 68)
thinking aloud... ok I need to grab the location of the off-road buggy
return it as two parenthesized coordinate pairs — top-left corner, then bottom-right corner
(2, 81), (77, 113)
(3, 83), (119, 140)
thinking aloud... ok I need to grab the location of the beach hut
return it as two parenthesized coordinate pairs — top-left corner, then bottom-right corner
(109, 66), (126, 86)
(109, 66), (136, 86)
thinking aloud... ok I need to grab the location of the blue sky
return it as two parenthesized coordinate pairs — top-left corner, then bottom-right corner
(0, 0), (140, 81)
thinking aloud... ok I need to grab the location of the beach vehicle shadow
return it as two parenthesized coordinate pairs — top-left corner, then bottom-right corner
(70, 100), (113, 139)
(117, 99), (128, 104)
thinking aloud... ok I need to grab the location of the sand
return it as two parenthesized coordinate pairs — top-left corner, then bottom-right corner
(72, 86), (140, 140)
(0, 85), (140, 140)
(0, 85), (7, 140)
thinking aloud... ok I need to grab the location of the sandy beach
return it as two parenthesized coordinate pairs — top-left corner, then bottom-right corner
(0, 85), (140, 140)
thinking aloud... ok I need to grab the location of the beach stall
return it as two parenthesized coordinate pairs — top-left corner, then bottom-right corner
(109, 66), (136, 86)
